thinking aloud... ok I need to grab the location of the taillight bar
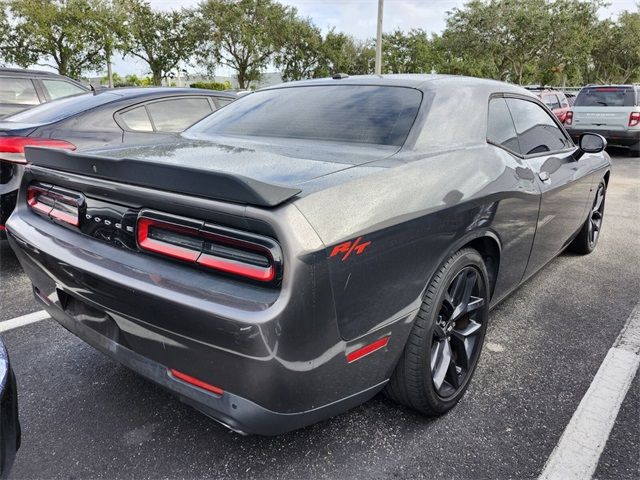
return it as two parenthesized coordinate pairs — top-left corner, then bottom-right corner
(136, 210), (282, 283)
(629, 112), (640, 127)
(27, 184), (83, 226)
(0, 137), (76, 164)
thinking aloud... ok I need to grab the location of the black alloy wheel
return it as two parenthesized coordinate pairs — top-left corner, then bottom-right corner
(570, 179), (607, 254)
(587, 182), (606, 248)
(385, 248), (490, 415)
(431, 266), (486, 398)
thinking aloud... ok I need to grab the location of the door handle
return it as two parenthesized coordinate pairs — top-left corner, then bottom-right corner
(539, 171), (550, 182)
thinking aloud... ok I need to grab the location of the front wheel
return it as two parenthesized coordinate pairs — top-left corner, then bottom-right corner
(569, 180), (606, 254)
(385, 248), (489, 415)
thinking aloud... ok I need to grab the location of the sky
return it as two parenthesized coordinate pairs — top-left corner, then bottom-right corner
(108, 0), (638, 77)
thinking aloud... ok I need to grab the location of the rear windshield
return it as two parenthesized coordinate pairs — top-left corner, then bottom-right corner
(575, 87), (637, 107)
(185, 85), (423, 146)
(6, 91), (120, 123)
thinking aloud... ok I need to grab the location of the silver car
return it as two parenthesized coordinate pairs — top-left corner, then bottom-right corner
(565, 84), (640, 156)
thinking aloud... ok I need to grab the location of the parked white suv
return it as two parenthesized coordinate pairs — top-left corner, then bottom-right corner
(565, 84), (640, 157)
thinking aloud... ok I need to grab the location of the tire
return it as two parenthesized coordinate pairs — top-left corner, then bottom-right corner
(629, 142), (640, 158)
(569, 180), (607, 255)
(385, 248), (490, 416)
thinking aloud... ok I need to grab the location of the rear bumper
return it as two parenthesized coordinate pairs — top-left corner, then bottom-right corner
(46, 302), (387, 435)
(566, 128), (640, 146)
(6, 210), (414, 435)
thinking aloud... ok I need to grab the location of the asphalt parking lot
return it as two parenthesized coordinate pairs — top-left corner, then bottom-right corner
(0, 148), (638, 480)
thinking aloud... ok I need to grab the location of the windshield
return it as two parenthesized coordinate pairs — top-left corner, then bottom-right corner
(575, 87), (636, 107)
(185, 85), (423, 147)
(6, 91), (120, 124)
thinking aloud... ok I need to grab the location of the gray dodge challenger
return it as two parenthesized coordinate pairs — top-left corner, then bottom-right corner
(6, 75), (610, 435)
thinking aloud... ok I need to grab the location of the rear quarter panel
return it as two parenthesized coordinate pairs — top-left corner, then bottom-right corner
(294, 145), (541, 340)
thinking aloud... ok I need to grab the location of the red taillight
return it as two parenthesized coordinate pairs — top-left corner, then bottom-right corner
(169, 369), (224, 396)
(0, 137), (76, 164)
(136, 212), (281, 283)
(27, 184), (82, 226)
(629, 112), (640, 127)
(565, 111), (573, 126)
(346, 336), (390, 363)
(137, 217), (202, 263)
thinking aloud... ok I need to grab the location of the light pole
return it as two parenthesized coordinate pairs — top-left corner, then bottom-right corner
(374, 0), (384, 75)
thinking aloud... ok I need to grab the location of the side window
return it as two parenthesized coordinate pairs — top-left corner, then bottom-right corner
(146, 98), (213, 132)
(42, 80), (86, 100)
(487, 97), (519, 153)
(119, 106), (153, 132)
(543, 94), (560, 110)
(506, 98), (570, 155)
(0, 77), (40, 105)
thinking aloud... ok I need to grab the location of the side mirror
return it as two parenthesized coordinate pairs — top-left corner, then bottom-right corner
(579, 133), (607, 154)
(573, 133), (607, 161)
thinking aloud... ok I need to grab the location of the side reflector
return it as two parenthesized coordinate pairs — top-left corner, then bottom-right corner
(169, 369), (224, 396)
(0, 225), (5, 231)
(346, 336), (390, 363)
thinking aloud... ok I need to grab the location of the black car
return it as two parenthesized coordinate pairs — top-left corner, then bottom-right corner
(0, 68), (88, 118)
(6, 75), (610, 435)
(0, 338), (19, 477)
(0, 87), (236, 229)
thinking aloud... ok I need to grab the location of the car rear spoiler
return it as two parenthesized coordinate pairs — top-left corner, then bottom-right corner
(24, 147), (302, 208)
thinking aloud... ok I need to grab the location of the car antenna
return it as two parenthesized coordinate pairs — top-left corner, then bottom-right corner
(332, 73), (349, 80)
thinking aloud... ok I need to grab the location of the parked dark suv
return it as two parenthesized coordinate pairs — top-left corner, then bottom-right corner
(0, 68), (88, 118)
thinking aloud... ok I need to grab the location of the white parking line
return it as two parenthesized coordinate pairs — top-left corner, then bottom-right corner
(0, 310), (50, 333)
(539, 304), (640, 480)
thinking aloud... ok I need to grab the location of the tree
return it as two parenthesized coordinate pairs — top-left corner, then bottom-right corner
(382, 29), (434, 74)
(435, 0), (603, 85)
(535, 0), (602, 85)
(4, 0), (116, 78)
(312, 30), (374, 77)
(0, 2), (9, 66)
(274, 16), (323, 82)
(198, 0), (294, 89)
(115, 0), (199, 86)
(591, 11), (640, 83)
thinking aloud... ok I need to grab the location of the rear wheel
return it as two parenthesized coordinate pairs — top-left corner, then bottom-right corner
(629, 141), (640, 158)
(569, 180), (606, 254)
(385, 248), (489, 415)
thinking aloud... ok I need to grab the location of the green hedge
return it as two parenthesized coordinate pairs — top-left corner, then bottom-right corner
(190, 81), (232, 91)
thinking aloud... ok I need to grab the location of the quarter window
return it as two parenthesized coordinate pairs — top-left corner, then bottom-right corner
(120, 106), (153, 132)
(146, 98), (213, 132)
(487, 98), (519, 153)
(0, 77), (40, 105)
(505, 98), (569, 155)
